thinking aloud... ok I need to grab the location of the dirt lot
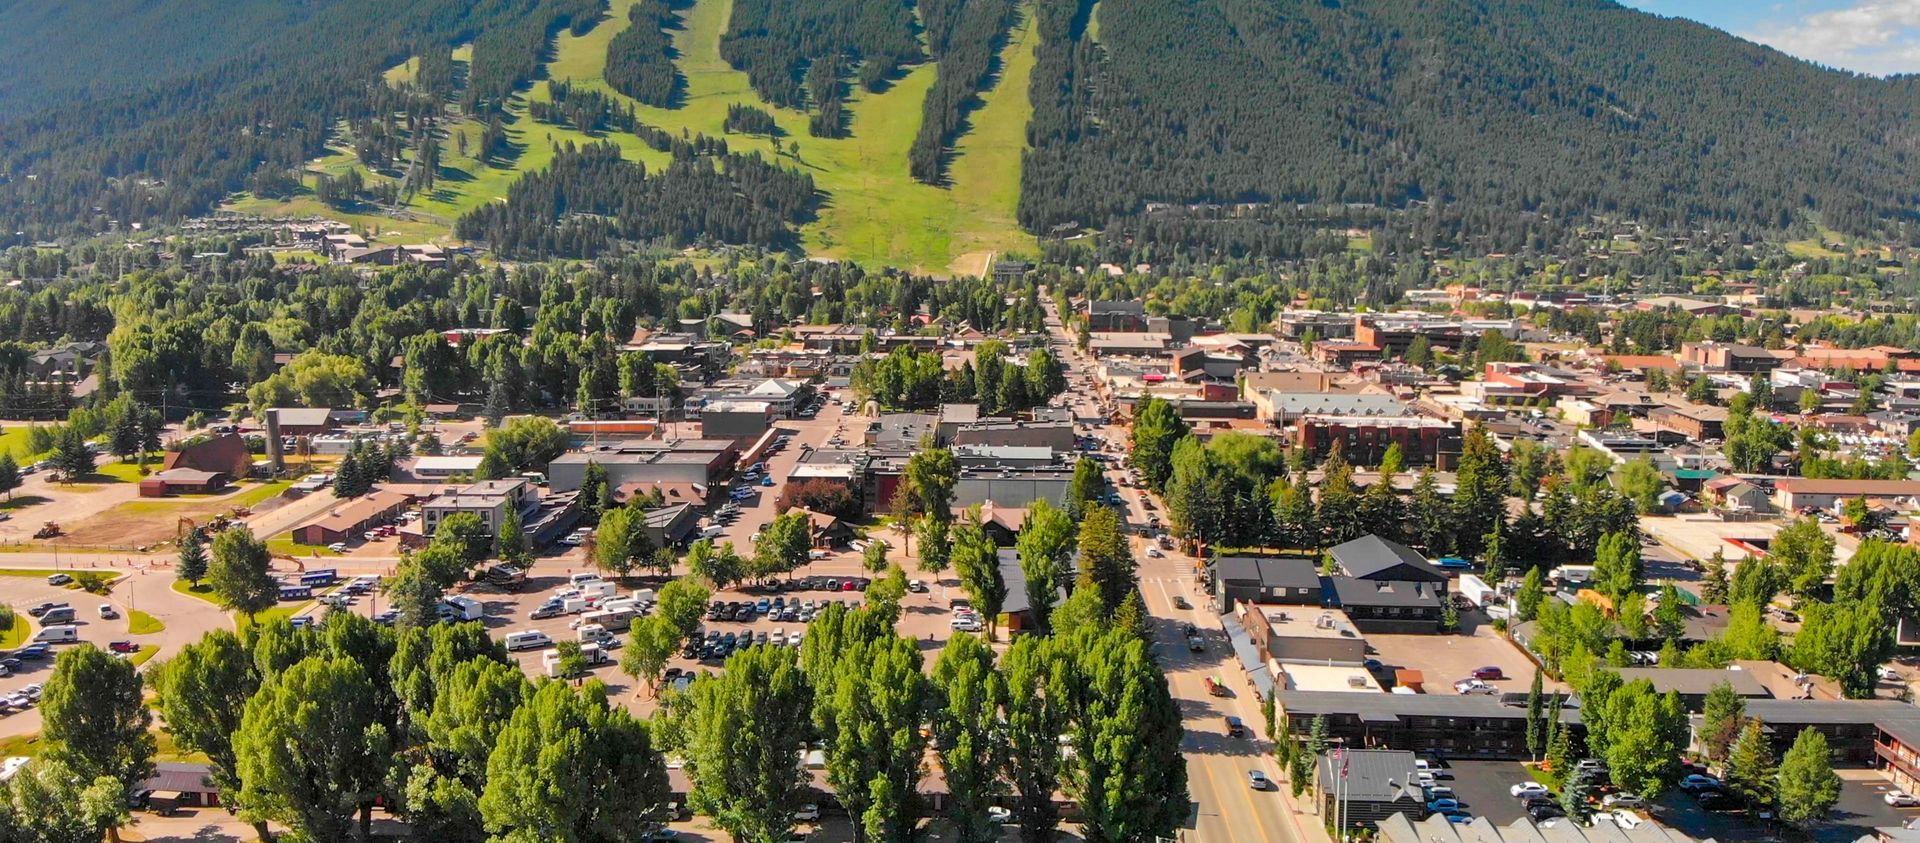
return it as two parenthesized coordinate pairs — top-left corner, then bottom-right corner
(1365, 628), (1568, 695)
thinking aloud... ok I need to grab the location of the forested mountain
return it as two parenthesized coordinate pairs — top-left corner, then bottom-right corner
(7, 0), (1920, 252)
(0, 0), (593, 238)
(0, 0), (321, 116)
(1019, 0), (1920, 239)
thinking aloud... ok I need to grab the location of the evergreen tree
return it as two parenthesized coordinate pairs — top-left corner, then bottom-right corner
(1129, 396), (1189, 491)
(1525, 670), (1544, 760)
(176, 535), (209, 586)
(1701, 551), (1731, 604)
(0, 453), (22, 501)
(1451, 427), (1509, 557)
(1075, 507), (1135, 615)
(1700, 681), (1747, 764)
(1515, 567), (1545, 622)
(1724, 718), (1776, 813)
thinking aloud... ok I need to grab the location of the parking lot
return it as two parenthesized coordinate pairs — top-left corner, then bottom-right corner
(1364, 629), (1568, 695)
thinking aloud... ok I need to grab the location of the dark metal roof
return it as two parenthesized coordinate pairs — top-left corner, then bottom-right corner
(1315, 749), (1423, 803)
(1325, 576), (1443, 609)
(1328, 534), (1448, 583)
(1215, 556), (1321, 591)
(1279, 690), (1582, 724)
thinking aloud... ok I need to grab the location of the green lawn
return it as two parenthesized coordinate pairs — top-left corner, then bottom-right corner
(128, 644), (161, 666)
(128, 609), (165, 635)
(266, 534), (341, 558)
(113, 479), (292, 516)
(171, 579), (219, 605)
(0, 614), (26, 649)
(229, 0), (1037, 274)
(237, 602), (313, 631)
(89, 460), (148, 483)
(0, 426), (44, 462)
(1, 728), (207, 762)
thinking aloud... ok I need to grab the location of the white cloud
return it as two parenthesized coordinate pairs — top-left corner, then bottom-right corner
(1741, 0), (1920, 75)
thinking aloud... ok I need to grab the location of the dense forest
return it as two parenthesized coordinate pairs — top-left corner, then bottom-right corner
(453, 141), (816, 257)
(603, 0), (683, 107)
(1018, 0), (1920, 242)
(907, 0), (1019, 183)
(723, 103), (779, 136)
(717, 0), (921, 137)
(465, 0), (606, 115)
(0, 0), (595, 240)
(529, 80), (640, 133)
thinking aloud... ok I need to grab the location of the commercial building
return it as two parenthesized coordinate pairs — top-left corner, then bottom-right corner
(1213, 556), (1323, 607)
(1314, 749), (1426, 832)
(422, 478), (539, 537)
(1611, 667), (1770, 710)
(547, 439), (739, 492)
(1321, 535), (1450, 633)
(1648, 404), (1729, 441)
(1275, 690), (1578, 759)
(701, 400), (776, 443)
(953, 465), (1072, 510)
(137, 468), (231, 497)
(293, 489), (414, 546)
(1774, 477), (1920, 512)
(1084, 300), (1147, 332)
(1378, 813), (1711, 843)
(1292, 415), (1457, 468)
(1680, 341), (1790, 374)
(1242, 604), (1367, 666)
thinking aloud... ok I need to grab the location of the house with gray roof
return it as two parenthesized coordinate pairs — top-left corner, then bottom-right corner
(1314, 749), (1426, 831)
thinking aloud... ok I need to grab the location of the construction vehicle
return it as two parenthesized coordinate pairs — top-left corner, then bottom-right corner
(33, 522), (61, 539)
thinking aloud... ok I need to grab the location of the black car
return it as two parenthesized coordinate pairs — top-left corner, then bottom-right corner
(1525, 804), (1564, 821)
(733, 605), (755, 622)
(1694, 792), (1738, 812)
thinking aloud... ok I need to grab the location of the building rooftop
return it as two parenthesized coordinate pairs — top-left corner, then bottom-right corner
(1279, 690), (1581, 724)
(1280, 662), (1383, 692)
(1328, 534), (1448, 582)
(1314, 749), (1422, 803)
(1215, 556), (1321, 591)
(1255, 606), (1366, 642)
(1612, 667), (1770, 698)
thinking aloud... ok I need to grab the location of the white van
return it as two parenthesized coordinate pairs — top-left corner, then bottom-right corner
(577, 623), (616, 646)
(32, 625), (79, 644)
(38, 607), (75, 625)
(569, 572), (604, 587)
(503, 630), (553, 652)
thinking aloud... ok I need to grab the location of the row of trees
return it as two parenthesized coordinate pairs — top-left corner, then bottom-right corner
(850, 342), (1067, 414)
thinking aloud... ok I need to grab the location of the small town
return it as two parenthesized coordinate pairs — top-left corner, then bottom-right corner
(3, 259), (1920, 843)
(6, 0), (1920, 840)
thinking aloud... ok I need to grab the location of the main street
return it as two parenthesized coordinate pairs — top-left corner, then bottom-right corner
(1042, 297), (1318, 843)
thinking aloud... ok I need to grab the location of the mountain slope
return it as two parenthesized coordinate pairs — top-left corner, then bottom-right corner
(0, 0), (325, 116)
(1018, 0), (1920, 236)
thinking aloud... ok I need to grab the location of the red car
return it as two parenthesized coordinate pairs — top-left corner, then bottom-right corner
(108, 641), (138, 654)
(1471, 666), (1505, 681)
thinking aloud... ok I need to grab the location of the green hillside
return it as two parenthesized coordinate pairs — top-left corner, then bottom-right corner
(225, 0), (1036, 273)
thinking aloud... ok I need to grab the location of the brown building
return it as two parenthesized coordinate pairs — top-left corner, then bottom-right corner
(1679, 342), (1790, 374)
(1278, 691), (1577, 759)
(138, 468), (230, 497)
(162, 433), (255, 479)
(1312, 341), (1383, 368)
(1293, 415), (1457, 467)
(1648, 404), (1729, 441)
(293, 489), (413, 546)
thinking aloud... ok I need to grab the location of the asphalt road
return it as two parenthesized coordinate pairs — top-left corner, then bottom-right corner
(1044, 296), (1313, 843)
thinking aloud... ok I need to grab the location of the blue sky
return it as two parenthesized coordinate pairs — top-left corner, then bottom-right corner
(1622, 0), (1920, 75)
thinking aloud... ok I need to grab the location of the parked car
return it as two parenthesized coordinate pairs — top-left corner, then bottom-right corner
(1471, 666), (1505, 680)
(1601, 793), (1646, 810)
(1678, 774), (1722, 793)
(1426, 798), (1461, 813)
(793, 804), (820, 821)
(1887, 790), (1920, 808)
(1510, 782), (1551, 799)
(1526, 803), (1564, 821)
(986, 806), (1012, 824)
(108, 641), (138, 654)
